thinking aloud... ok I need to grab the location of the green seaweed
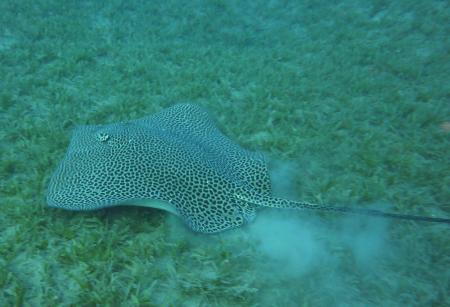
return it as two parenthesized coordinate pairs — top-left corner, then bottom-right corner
(1, 0), (449, 305)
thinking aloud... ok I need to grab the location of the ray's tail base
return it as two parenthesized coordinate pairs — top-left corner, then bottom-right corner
(235, 193), (450, 224)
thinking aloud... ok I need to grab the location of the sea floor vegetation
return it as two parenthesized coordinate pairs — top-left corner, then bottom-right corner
(1, 0), (449, 306)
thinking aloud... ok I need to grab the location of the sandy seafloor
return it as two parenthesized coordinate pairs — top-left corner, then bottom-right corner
(1, 0), (449, 306)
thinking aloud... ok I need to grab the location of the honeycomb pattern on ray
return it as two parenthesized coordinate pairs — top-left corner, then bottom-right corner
(47, 103), (271, 233)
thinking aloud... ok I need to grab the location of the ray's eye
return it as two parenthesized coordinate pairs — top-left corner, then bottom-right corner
(97, 132), (110, 143)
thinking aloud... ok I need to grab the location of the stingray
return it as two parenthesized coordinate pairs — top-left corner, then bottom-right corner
(47, 103), (450, 233)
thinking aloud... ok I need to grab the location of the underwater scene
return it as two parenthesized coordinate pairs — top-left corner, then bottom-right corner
(1, 0), (449, 306)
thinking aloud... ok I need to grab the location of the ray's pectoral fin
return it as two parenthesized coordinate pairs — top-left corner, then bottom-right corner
(178, 204), (247, 234)
(235, 192), (450, 225)
(120, 199), (245, 234)
(121, 199), (181, 216)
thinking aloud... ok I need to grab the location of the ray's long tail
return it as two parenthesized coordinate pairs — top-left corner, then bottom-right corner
(235, 193), (450, 224)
